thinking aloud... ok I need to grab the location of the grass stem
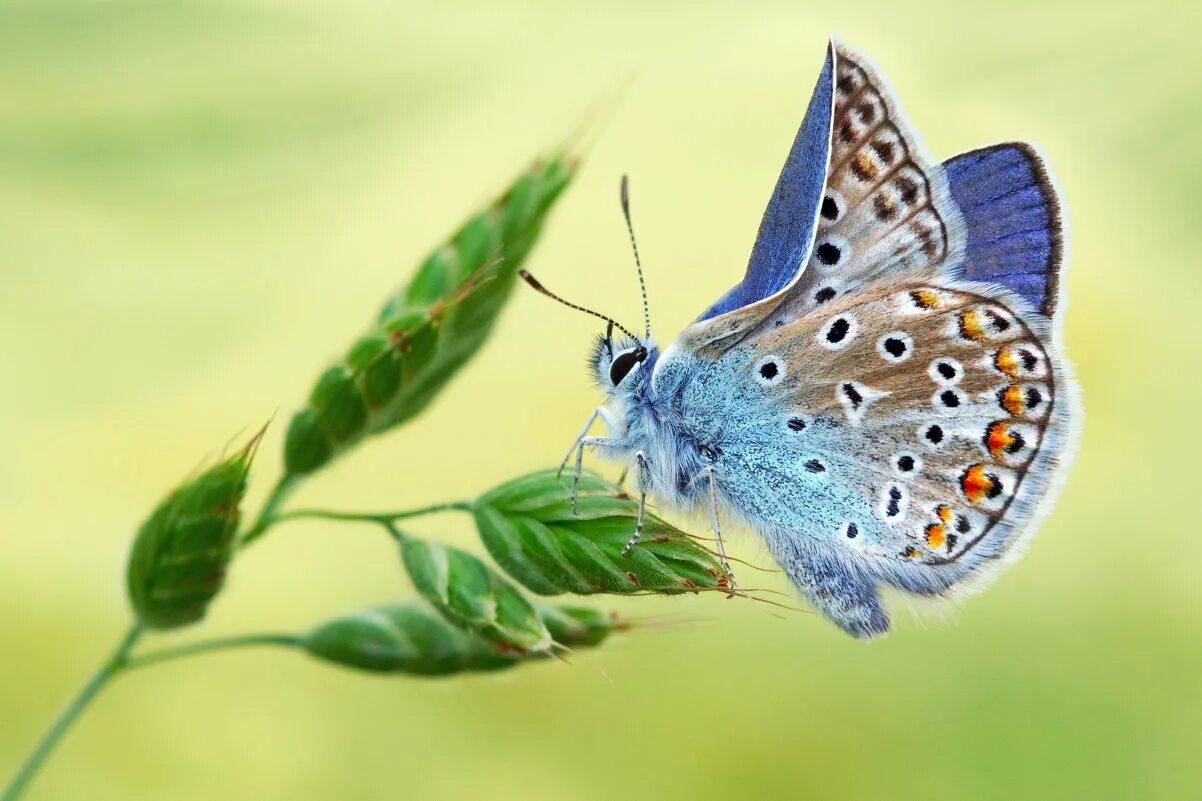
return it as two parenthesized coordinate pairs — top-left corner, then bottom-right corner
(1, 624), (143, 801)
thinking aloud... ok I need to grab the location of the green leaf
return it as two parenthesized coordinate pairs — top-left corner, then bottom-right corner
(472, 469), (728, 596)
(300, 599), (621, 675)
(400, 539), (552, 653)
(127, 428), (264, 629)
(283, 155), (576, 477)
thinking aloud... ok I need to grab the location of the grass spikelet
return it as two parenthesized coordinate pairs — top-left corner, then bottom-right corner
(400, 538), (554, 653)
(300, 599), (622, 675)
(126, 427), (264, 629)
(471, 469), (728, 595)
(283, 156), (575, 477)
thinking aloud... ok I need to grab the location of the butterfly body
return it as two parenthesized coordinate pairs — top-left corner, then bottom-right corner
(562, 39), (1078, 638)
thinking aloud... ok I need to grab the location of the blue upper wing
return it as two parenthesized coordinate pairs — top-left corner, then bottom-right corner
(698, 43), (835, 321)
(942, 142), (1065, 316)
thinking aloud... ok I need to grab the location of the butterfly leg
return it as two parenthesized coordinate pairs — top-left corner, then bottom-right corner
(557, 408), (602, 480)
(571, 435), (620, 515)
(705, 467), (737, 595)
(621, 451), (648, 556)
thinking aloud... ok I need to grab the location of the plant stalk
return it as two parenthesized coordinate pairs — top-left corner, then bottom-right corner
(123, 634), (300, 671)
(273, 500), (472, 527)
(1, 624), (143, 801)
(238, 474), (300, 548)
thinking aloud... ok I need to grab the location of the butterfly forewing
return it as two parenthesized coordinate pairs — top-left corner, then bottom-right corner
(773, 43), (966, 321)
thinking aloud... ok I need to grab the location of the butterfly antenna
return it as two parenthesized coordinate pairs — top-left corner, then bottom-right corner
(518, 270), (639, 341)
(620, 175), (652, 339)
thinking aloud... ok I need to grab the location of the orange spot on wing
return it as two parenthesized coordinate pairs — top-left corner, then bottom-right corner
(935, 504), (953, 523)
(925, 523), (946, 549)
(986, 421), (1015, 459)
(994, 345), (1020, 376)
(999, 385), (1025, 415)
(960, 464), (996, 504)
(910, 289), (941, 310)
(852, 152), (880, 181)
(900, 545), (922, 559)
(959, 310), (986, 340)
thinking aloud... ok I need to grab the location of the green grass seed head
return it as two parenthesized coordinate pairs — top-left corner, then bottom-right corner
(282, 155), (576, 478)
(300, 599), (620, 676)
(472, 470), (728, 596)
(300, 601), (517, 676)
(537, 603), (624, 648)
(400, 538), (553, 653)
(126, 428), (264, 629)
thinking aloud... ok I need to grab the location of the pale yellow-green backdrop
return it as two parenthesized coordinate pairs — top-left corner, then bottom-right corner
(2, 1), (1199, 799)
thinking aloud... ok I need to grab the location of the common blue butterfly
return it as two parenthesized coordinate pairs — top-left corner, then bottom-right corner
(521, 38), (1079, 638)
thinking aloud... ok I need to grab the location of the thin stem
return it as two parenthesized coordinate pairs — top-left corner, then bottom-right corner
(124, 634), (300, 671)
(274, 500), (473, 527)
(238, 474), (300, 548)
(2, 624), (143, 801)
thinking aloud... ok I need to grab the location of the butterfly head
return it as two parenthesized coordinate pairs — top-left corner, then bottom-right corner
(521, 174), (658, 399)
(589, 328), (654, 395)
(517, 268), (654, 395)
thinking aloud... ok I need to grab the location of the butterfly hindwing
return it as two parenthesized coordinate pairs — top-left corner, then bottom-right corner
(733, 278), (1068, 601)
(942, 142), (1065, 316)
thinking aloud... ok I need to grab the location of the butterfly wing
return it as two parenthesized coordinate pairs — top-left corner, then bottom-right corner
(698, 279), (1075, 637)
(942, 142), (1065, 316)
(687, 43), (835, 352)
(684, 40), (968, 357)
(666, 40), (1076, 637)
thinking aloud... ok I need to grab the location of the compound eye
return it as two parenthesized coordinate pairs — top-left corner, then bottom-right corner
(609, 347), (646, 386)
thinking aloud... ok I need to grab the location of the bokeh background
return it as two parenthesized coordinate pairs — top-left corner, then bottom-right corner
(2, 1), (1199, 799)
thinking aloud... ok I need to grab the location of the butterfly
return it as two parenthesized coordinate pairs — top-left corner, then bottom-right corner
(520, 38), (1079, 638)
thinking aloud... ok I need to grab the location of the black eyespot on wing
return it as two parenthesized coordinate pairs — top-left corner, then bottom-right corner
(936, 361), (957, 380)
(925, 424), (944, 444)
(1020, 349), (1039, 371)
(608, 348), (646, 386)
(884, 337), (906, 358)
(1026, 387), (1044, 409)
(814, 286), (836, 304)
(955, 515), (971, 533)
(842, 383), (863, 408)
(885, 485), (903, 517)
(804, 459), (825, 474)
(759, 360), (779, 380)
(896, 455), (915, 472)
(846, 522), (858, 539)
(787, 417), (807, 432)
(895, 176), (919, 204)
(816, 242), (841, 266)
(940, 389), (961, 408)
(827, 318), (850, 343)
(821, 196), (839, 221)
(985, 309), (1011, 332)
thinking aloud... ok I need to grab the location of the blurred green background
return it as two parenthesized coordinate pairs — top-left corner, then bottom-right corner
(2, 1), (1199, 799)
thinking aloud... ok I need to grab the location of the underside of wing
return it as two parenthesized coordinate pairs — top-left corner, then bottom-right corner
(745, 277), (1077, 595)
(768, 40), (967, 323)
